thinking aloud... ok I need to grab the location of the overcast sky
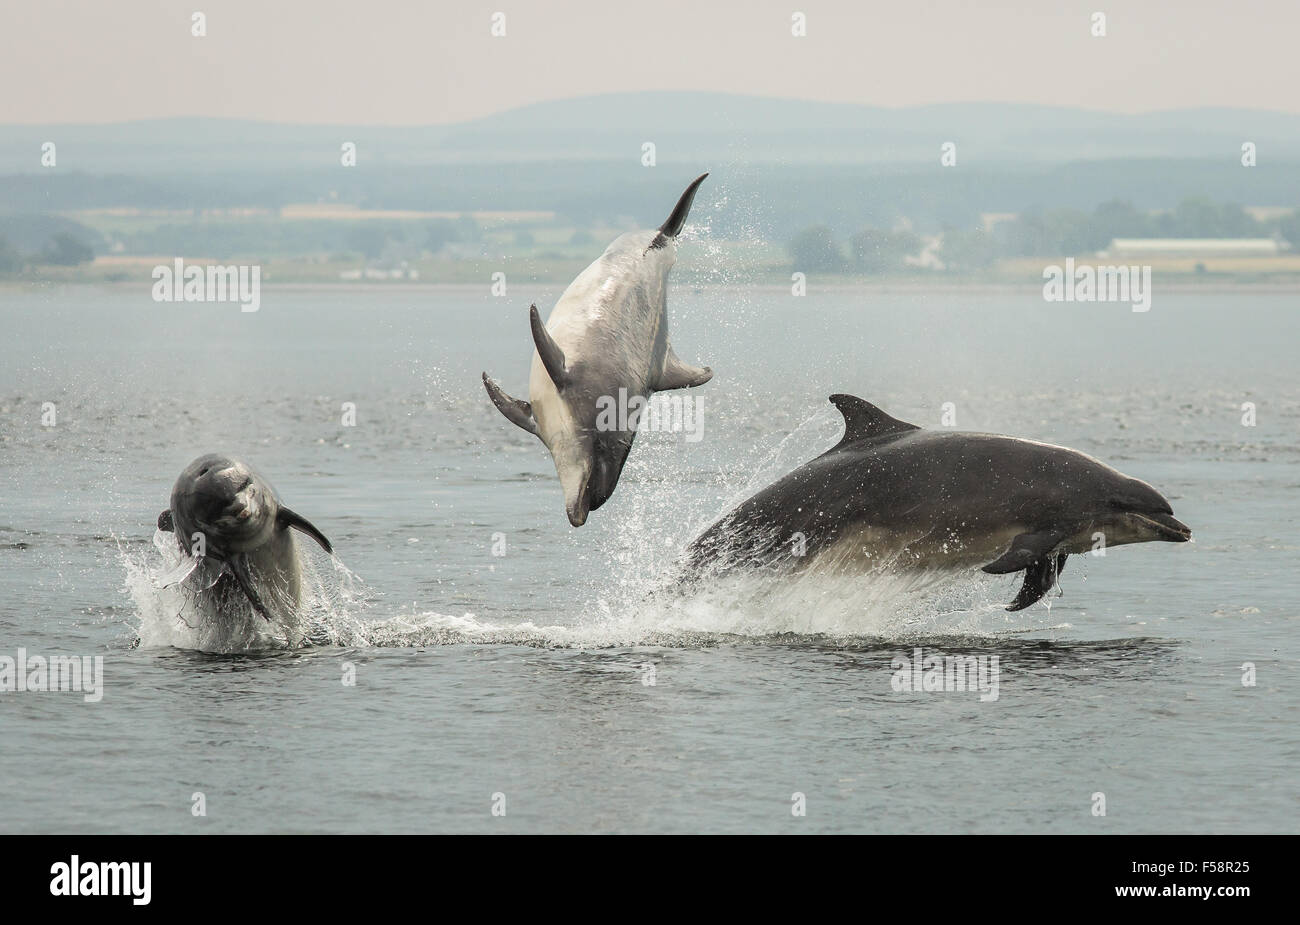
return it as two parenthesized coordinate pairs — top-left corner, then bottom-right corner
(3, 0), (1296, 124)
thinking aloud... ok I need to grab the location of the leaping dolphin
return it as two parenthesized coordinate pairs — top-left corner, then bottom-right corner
(155, 454), (333, 622)
(686, 395), (1191, 610)
(483, 173), (714, 526)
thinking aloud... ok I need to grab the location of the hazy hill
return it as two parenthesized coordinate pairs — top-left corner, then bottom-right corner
(3, 93), (1299, 173)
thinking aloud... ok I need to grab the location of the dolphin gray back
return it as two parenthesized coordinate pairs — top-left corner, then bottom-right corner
(685, 394), (1187, 607)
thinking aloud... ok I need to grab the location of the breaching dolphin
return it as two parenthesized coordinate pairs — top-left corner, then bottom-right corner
(686, 395), (1191, 610)
(482, 173), (714, 526)
(155, 454), (332, 621)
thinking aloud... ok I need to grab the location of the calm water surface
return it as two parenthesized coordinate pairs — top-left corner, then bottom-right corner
(1, 283), (1297, 832)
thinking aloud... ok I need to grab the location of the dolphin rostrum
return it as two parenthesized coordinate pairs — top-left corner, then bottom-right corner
(483, 173), (714, 526)
(686, 395), (1191, 610)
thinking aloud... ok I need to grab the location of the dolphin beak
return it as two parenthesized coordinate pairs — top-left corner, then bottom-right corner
(566, 494), (590, 528)
(554, 447), (594, 527)
(1136, 511), (1192, 542)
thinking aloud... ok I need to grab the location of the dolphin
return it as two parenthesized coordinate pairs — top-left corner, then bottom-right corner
(483, 173), (714, 526)
(685, 395), (1191, 610)
(155, 454), (332, 621)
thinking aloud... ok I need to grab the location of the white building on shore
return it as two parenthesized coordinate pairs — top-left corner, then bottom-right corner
(1099, 238), (1291, 258)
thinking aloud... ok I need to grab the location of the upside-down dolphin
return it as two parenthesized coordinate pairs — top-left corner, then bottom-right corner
(483, 173), (714, 526)
(686, 395), (1191, 610)
(155, 454), (332, 621)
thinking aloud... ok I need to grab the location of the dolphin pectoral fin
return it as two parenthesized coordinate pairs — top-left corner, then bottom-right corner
(529, 305), (569, 388)
(153, 552), (199, 589)
(228, 554), (273, 621)
(1006, 553), (1068, 612)
(277, 506), (333, 555)
(482, 372), (538, 436)
(981, 530), (1065, 574)
(657, 345), (713, 390)
(157, 509), (174, 531)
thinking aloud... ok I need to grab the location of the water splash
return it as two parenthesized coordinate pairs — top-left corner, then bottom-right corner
(121, 531), (374, 653)
(236, 564), (1035, 650)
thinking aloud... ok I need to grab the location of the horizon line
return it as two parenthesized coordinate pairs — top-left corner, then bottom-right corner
(3, 91), (1298, 129)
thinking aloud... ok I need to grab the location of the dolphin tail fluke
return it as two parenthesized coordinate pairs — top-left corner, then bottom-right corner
(228, 554), (273, 621)
(654, 173), (709, 243)
(656, 344), (713, 390)
(277, 506), (333, 554)
(1005, 553), (1068, 611)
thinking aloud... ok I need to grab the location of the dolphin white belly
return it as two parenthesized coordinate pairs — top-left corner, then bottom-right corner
(484, 174), (714, 525)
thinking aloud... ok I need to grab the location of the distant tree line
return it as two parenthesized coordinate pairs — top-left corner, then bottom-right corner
(342, 217), (479, 260)
(996, 199), (1276, 256)
(0, 212), (489, 271)
(0, 231), (95, 273)
(788, 199), (1299, 273)
(8, 159), (1300, 237)
(0, 212), (102, 273)
(787, 227), (925, 272)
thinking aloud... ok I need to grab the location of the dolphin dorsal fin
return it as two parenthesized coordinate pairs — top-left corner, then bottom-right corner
(529, 305), (569, 388)
(828, 394), (919, 447)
